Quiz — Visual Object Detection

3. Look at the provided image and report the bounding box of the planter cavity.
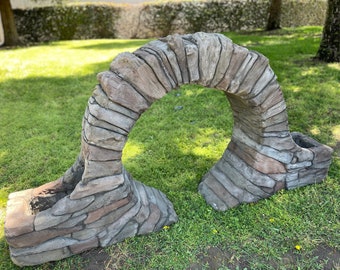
[5,33,333,266]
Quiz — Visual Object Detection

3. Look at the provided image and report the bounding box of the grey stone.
[97,72,150,114]
[56,214,87,228]
[145,40,182,86]
[139,47,178,88]
[192,32,222,86]
[216,43,249,90]
[229,51,259,94]
[222,148,276,188]
[198,172,234,211]
[210,34,234,88]
[86,195,138,230]
[133,48,174,91]
[85,196,131,225]
[183,38,199,83]
[84,110,128,136]
[82,143,122,162]
[7,226,82,248]
[87,102,135,133]
[10,247,71,267]
[69,237,99,254]
[165,34,190,84]
[72,227,104,241]
[52,195,95,216]
[99,198,141,246]
[237,52,269,98]
[286,161,313,170]
[34,209,71,231]
[138,203,161,234]
[82,160,122,182]
[70,174,125,199]
[92,83,140,120]
[10,237,78,257]
[110,52,168,102]
[108,221,139,245]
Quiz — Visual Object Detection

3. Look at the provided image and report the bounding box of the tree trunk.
[0,0,20,46]
[316,0,340,62]
[266,0,282,31]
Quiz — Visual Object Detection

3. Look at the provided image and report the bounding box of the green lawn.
[0,26,339,270]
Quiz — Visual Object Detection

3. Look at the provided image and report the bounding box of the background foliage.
[13,0,327,41]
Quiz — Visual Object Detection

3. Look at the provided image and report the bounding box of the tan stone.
[5,196,35,237]
[5,215,35,239]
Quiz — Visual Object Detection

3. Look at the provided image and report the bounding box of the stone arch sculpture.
[5,32,333,266]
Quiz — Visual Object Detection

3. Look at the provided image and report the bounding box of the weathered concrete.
[5,32,333,266]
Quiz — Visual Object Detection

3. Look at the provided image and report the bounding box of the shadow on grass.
[70,39,151,51]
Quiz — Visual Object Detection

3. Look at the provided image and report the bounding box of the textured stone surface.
[5,32,333,266]
[5,189,35,237]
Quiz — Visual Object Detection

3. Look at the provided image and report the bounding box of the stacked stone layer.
[5,32,333,266]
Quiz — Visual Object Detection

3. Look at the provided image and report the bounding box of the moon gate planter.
[5,33,333,266]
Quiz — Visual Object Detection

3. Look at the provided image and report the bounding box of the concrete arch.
[5,33,333,266]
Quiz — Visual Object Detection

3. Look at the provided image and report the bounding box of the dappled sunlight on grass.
[309,126,321,136]
[328,62,340,70]
[122,142,145,162]
[0,39,150,81]
[301,67,322,76]
[331,125,340,141]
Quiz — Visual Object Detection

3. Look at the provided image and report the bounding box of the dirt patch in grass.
[275,245,340,270]
[75,244,339,269]
[188,244,340,270]
[78,248,111,270]
[188,246,250,270]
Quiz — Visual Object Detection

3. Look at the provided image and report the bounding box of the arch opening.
[122,85,233,196]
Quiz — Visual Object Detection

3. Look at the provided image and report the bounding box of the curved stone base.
[5,167,177,266]
[199,131,333,211]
